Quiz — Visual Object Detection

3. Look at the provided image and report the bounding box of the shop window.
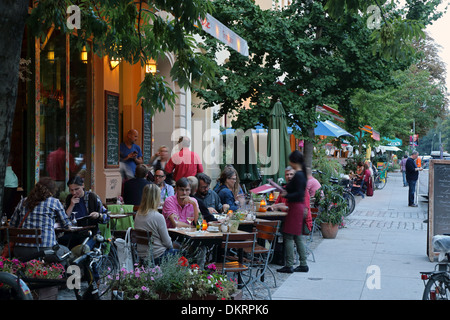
[39,32,91,195]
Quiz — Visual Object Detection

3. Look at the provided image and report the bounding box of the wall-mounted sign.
[198,14,249,57]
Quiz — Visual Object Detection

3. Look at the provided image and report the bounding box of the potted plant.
[110,254,240,300]
[313,184,347,239]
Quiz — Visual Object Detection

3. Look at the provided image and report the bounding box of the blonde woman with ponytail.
[134,184,178,264]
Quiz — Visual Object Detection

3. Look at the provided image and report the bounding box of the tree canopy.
[193,0,446,166]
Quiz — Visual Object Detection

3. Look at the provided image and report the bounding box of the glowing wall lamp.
[47,49,55,63]
[145,58,157,75]
[109,57,121,70]
[81,46,88,64]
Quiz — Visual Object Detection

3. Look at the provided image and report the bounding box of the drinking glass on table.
[71,212,78,226]
[186,216,194,227]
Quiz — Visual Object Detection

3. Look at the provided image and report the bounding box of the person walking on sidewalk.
[400,155,408,187]
[405,151,423,207]
[277,150,309,274]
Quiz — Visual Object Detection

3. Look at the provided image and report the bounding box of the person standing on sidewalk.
[277,150,309,274]
[400,155,408,187]
[405,151,423,207]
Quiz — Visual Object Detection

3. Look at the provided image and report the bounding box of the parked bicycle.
[421,235,450,300]
[374,163,388,190]
[329,177,356,216]
[312,170,355,216]
[69,231,119,300]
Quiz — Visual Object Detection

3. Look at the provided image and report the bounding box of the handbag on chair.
[115,227,135,272]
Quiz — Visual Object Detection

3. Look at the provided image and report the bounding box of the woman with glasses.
[154,169,174,204]
[215,167,240,212]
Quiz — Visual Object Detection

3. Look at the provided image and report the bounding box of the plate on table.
[207,226,219,233]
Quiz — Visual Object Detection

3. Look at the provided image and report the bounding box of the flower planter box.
[32,286,59,300]
[156,289,243,300]
[113,289,243,300]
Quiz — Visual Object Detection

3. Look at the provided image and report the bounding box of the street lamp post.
[431,133,436,155]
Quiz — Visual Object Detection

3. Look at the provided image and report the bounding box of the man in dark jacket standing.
[405,151,423,207]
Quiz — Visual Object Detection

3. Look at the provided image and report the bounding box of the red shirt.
[164,148,203,181]
[46,148,77,181]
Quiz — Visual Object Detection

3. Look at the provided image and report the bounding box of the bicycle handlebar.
[21,244,71,263]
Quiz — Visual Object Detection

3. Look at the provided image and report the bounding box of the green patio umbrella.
[229,133,260,185]
[262,100,291,184]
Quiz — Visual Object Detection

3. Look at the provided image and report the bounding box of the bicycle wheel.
[343,191,355,216]
[96,254,117,299]
[422,274,450,300]
[0,272,33,300]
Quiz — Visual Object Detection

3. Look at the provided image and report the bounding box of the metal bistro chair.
[305,207,319,263]
[245,220,280,300]
[215,232,257,299]
[3,227,42,259]
[130,228,155,267]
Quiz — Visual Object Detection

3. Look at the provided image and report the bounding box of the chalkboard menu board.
[142,109,152,164]
[105,91,120,168]
[427,160,450,261]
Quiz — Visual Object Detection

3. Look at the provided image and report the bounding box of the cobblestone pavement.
[345,209,427,231]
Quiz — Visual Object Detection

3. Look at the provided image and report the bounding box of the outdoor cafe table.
[168,228,251,287]
[255,210,287,219]
[168,228,250,260]
[107,204,135,231]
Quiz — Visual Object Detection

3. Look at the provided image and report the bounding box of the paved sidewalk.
[272,172,434,300]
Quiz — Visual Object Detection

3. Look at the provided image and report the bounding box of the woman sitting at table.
[162,177,199,228]
[215,167,240,212]
[9,177,72,261]
[135,184,177,265]
[61,176,109,249]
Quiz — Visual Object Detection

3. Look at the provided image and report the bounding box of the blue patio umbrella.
[313,120,354,137]
[287,120,353,138]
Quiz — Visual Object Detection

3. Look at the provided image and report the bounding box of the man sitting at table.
[123,164,152,205]
[195,172,224,214]
[268,166,313,232]
[267,166,295,212]
[162,177,200,228]
[61,176,109,249]
[154,168,174,204]
[187,176,218,223]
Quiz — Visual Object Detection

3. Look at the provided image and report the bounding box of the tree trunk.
[303,127,315,169]
[0,0,29,215]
